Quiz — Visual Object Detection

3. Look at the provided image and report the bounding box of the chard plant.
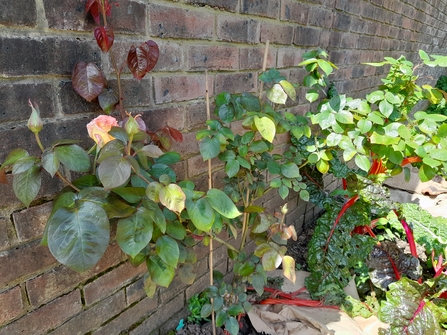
[297,49,447,333]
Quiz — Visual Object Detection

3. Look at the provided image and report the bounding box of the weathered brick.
[0,0,36,27]
[12,202,52,242]
[107,0,146,34]
[333,12,352,31]
[49,290,126,335]
[240,47,276,70]
[215,72,257,95]
[83,262,146,305]
[154,75,211,104]
[0,219,10,251]
[184,102,208,131]
[140,105,185,133]
[308,6,334,29]
[26,242,124,307]
[0,290,82,335]
[340,33,358,49]
[170,131,200,158]
[43,0,93,31]
[217,15,260,44]
[294,26,321,47]
[0,82,56,122]
[159,275,187,304]
[241,0,280,19]
[277,48,303,68]
[187,155,222,178]
[280,0,308,24]
[0,241,57,289]
[153,41,184,72]
[125,276,146,306]
[0,286,23,325]
[93,296,158,335]
[149,4,214,39]
[188,45,239,70]
[0,37,100,76]
[260,22,294,45]
[58,80,101,115]
[185,0,238,11]
[109,78,153,108]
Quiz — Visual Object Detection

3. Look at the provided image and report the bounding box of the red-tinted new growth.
[72,62,106,102]
[94,26,114,52]
[127,41,159,80]
[86,0,111,24]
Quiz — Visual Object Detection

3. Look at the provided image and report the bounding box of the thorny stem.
[56,171,81,193]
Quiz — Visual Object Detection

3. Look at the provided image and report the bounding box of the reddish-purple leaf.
[155,129,172,151]
[166,126,183,143]
[72,62,106,102]
[85,0,100,24]
[127,40,159,80]
[94,26,114,52]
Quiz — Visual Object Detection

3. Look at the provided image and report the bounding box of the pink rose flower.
[86,115,119,148]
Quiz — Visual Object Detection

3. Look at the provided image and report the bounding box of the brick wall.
[1,0,447,334]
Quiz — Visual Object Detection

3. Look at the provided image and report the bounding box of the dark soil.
[175,218,317,335]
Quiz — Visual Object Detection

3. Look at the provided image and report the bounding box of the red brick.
[280,0,308,24]
[0,218,10,251]
[294,26,321,47]
[26,243,124,307]
[107,0,146,34]
[0,290,82,335]
[58,80,101,115]
[129,294,183,335]
[154,75,212,104]
[125,276,146,306]
[217,15,260,44]
[188,45,239,70]
[140,105,185,132]
[149,4,213,39]
[50,290,126,335]
[0,286,23,325]
[240,47,277,70]
[109,78,153,108]
[0,241,57,289]
[308,6,334,29]
[12,202,52,242]
[241,0,279,18]
[185,0,238,11]
[153,41,184,72]
[184,102,208,131]
[260,22,294,45]
[215,72,257,95]
[159,274,188,304]
[0,0,36,27]
[170,131,200,158]
[340,33,358,49]
[93,296,158,335]
[187,155,222,179]
[277,48,303,68]
[42,0,93,31]
[83,262,146,305]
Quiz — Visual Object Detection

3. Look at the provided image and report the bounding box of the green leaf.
[178,263,196,285]
[199,137,220,160]
[419,50,430,61]
[1,148,29,168]
[367,111,385,125]
[155,152,181,165]
[217,103,235,123]
[316,159,330,174]
[335,110,354,124]
[225,317,239,335]
[278,185,289,199]
[385,91,402,105]
[138,144,164,158]
[187,198,215,231]
[267,83,287,104]
[13,165,41,207]
[254,116,276,143]
[366,90,384,103]
[225,159,240,178]
[98,156,132,189]
[147,256,175,287]
[156,235,179,269]
[42,149,60,177]
[357,119,372,134]
[159,184,186,213]
[279,80,296,101]
[419,164,437,182]
[429,149,447,161]
[112,187,146,203]
[249,140,269,153]
[355,154,371,172]
[47,201,110,272]
[317,59,334,75]
[300,189,310,201]
[281,162,300,178]
[116,207,154,258]
[305,89,319,103]
[206,189,241,219]
[379,99,394,118]
[54,145,90,172]
[326,133,342,146]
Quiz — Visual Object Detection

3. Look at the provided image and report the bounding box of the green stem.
[211,234,239,253]
[34,132,45,152]
[239,187,251,251]
[56,171,81,192]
